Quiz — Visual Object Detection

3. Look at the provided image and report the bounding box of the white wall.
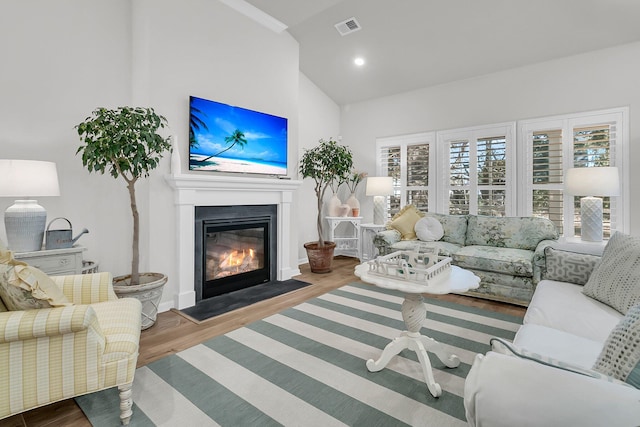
[0,0,132,272]
[1,0,309,310]
[341,41,640,234]
[296,73,341,262]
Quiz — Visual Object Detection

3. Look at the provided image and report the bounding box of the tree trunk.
[128,179,140,286]
[316,190,324,246]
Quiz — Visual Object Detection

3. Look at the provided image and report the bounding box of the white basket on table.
[366,250,452,286]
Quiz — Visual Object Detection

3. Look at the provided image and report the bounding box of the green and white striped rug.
[76,282,522,426]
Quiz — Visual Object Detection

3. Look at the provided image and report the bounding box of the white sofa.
[464,242,640,427]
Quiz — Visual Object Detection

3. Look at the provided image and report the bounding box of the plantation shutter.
[406,143,430,212]
[531,129,564,234]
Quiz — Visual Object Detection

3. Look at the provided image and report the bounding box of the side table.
[552,237,607,256]
[359,223,386,262]
[14,246,86,275]
[354,261,480,397]
[326,216,362,258]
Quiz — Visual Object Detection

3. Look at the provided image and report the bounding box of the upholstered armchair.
[0,271,142,425]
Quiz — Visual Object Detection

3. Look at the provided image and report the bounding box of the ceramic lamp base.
[373,195,386,225]
[580,196,603,242]
[4,199,47,252]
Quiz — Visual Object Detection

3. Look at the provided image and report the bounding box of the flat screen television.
[188,96,288,176]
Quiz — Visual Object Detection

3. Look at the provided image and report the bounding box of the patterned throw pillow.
[544,247,601,285]
[386,205,424,240]
[0,250,71,311]
[583,232,640,314]
[593,304,640,389]
[414,216,444,242]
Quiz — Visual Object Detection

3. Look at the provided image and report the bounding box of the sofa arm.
[532,239,557,283]
[464,352,640,427]
[0,305,102,343]
[52,272,118,304]
[373,229,401,256]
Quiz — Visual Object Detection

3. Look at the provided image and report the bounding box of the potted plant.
[75,106,172,329]
[299,138,353,273]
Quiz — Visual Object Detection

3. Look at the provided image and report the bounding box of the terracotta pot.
[113,272,167,330]
[304,241,336,273]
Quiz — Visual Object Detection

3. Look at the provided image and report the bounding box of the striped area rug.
[76,282,522,426]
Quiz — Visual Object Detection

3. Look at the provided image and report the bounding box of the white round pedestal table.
[354,262,480,397]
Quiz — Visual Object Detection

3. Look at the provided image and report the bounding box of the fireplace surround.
[165,173,302,310]
[194,204,277,301]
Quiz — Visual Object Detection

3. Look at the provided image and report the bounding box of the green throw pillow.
[593,304,640,389]
[582,232,640,314]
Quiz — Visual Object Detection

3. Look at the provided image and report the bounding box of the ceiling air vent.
[334,17,361,36]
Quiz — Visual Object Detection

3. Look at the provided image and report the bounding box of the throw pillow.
[0,250,71,311]
[583,232,640,314]
[593,304,640,389]
[544,247,601,285]
[386,205,424,240]
[414,216,444,242]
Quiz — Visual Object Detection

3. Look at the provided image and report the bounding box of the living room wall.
[0,0,341,311]
[340,41,640,235]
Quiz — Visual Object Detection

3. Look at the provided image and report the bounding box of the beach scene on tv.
[189,96,288,175]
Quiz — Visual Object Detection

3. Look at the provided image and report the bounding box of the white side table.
[326,216,362,258]
[552,237,607,256]
[14,246,86,275]
[355,262,480,397]
[359,223,386,262]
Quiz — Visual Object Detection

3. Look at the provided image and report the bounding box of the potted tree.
[299,138,353,273]
[76,106,172,329]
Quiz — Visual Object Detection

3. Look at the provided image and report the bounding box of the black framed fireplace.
[194,205,277,302]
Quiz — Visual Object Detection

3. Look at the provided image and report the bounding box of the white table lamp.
[565,166,620,242]
[0,160,60,252]
[366,176,393,225]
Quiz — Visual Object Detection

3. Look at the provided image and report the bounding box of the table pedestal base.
[365,293,460,397]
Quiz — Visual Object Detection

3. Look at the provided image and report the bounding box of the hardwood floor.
[2,257,525,426]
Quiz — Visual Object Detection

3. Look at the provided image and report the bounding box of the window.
[437,123,515,216]
[519,108,628,238]
[376,132,435,219]
[375,108,628,237]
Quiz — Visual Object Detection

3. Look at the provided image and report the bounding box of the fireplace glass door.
[202,218,270,299]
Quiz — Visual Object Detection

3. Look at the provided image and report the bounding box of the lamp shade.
[0,160,60,197]
[565,167,620,197]
[365,176,393,196]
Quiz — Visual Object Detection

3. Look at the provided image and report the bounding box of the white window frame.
[376,132,436,214]
[436,122,516,216]
[518,107,629,236]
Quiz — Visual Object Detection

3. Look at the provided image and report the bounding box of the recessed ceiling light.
[354,57,365,67]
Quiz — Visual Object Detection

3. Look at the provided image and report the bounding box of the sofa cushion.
[513,324,604,369]
[544,247,600,285]
[453,245,534,276]
[593,304,640,388]
[465,215,558,250]
[414,216,444,242]
[390,240,462,257]
[386,204,424,240]
[525,280,622,342]
[423,212,467,245]
[0,250,71,311]
[493,335,614,379]
[583,232,640,315]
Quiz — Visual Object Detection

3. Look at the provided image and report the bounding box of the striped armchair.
[0,272,142,425]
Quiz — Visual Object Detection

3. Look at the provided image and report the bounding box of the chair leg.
[118,382,133,425]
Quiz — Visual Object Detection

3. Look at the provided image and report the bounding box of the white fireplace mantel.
[165,173,302,309]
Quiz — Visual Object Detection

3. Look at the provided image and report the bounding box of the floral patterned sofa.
[373,208,559,306]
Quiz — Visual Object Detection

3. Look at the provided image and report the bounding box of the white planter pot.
[113,272,167,330]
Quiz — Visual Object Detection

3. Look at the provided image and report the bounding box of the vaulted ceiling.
[245,0,640,105]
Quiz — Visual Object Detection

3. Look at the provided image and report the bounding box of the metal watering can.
[45,217,89,250]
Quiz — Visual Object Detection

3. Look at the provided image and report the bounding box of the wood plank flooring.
[1,257,525,427]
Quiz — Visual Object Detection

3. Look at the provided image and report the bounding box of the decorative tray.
[366,250,452,286]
